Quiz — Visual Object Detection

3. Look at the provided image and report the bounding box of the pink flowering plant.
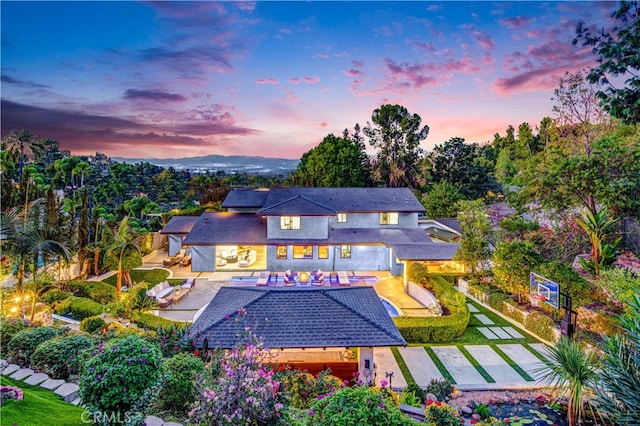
[424,399,464,426]
[189,313,286,425]
[0,386,24,404]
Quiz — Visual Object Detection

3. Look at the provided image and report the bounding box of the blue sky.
[1,1,616,159]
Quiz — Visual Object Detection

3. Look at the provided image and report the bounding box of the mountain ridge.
[112,154,299,174]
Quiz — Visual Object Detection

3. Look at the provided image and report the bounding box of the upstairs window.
[380,212,399,225]
[280,216,301,230]
[337,213,347,223]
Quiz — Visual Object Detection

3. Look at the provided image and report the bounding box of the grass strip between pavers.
[523,343,555,367]
[457,345,496,383]
[491,344,535,382]
[424,346,456,384]
[390,346,416,387]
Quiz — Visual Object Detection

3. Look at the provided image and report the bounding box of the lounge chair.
[256,271,269,286]
[312,270,324,285]
[180,254,192,266]
[283,270,295,286]
[337,271,350,286]
[175,249,186,261]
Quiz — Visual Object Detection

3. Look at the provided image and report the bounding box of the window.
[276,246,287,259]
[340,245,351,258]
[280,216,300,230]
[293,245,313,259]
[380,212,399,225]
[318,246,329,259]
[337,213,347,223]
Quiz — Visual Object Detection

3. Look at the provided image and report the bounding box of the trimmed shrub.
[133,312,178,331]
[65,280,116,304]
[308,384,419,425]
[524,311,555,341]
[79,334,163,424]
[42,289,73,305]
[69,297,104,320]
[502,299,525,324]
[125,282,155,312]
[30,334,96,380]
[157,353,205,417]
[395,269,470,343]
[80,315,106,334]
[276,369,343,409]
[0,317,30,349]
[53,296,74,315]
[7,326,66,366]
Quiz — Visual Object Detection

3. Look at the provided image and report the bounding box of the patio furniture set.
[146,278,196,309]
[163,249,191,267]
[255,270,352,287]
[217,248,257,267]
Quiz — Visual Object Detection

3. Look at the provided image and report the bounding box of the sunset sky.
[1,1,616,160]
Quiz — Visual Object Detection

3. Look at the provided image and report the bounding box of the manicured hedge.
[7,327,67,366]
[133,312,179,331]
[69,297,104,321]
[65,280,116,304]
[30,334,97,380]
[394,264,470,343]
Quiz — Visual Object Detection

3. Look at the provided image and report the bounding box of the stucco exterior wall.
[265,244,392,272]
[168,234,183,256]
[330,212,418,229]
[266,216,329,239]
[191,245,215,272]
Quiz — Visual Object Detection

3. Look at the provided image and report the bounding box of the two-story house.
[161,187,463,276]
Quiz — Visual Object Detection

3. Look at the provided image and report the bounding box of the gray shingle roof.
[160,216,199,234]
[432,218,461,234]
[222,188,270,209]
[188,286,406,349]
[258,195,336,215]
[182,213,267,245]
[391,242,461,260]
[254,187,425,214]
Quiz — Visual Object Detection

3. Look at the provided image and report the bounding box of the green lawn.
[0,376,86,426]
[102,268,181,286]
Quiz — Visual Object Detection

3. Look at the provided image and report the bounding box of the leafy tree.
[594,291,640,424]
[574,0,640,123]
[492,241,544,303]
[1,129,41,179]
[426,137,500,199]
[364,104,428,189]
[289,133,370,187]
[540,338,599,426]
[455,200,493,280]
[421,181,465,218]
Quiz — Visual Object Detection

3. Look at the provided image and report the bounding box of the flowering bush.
[30,334,97,380]
[0,386,24,404]
[276,369,343,409]
[425,377,453,401]
[189,325,285,425]
[78,334,163,425]
[424,399,463,426]
[155,323,191,357]
[308,383,419,425]
[156,353,205,418]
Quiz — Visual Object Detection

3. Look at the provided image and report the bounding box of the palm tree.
[104,217,142,301]
[594,292,640,425]
[1,129,41,180]
[539,337,599,426]
[575,207,618,275]
[1,206,70,292]
[24,273,55,322]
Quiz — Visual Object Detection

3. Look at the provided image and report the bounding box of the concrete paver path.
[478,327,499,340]
[465,345,527,384]
[474,314,495,325]
[431,346,487,385]
[529,343,553,362]
[398,346,443,387]
[373,347,407,389]
[502,326,525,339]
[498,344,548,381]
[490,327,512,339]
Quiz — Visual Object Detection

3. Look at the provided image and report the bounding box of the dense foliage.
[30,334,96,380]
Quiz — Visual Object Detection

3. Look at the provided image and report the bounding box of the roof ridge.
[258,194,336,214]
[322,288,404,344]
[196,287,270,334]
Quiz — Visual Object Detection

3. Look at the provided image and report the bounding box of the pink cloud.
[473,30,495,50]
[343,69,364,77]
[256,78,278,85]
[303,76,320,84]
[289,77,300,84]
[500,16,532,29]
[316,53,329,59]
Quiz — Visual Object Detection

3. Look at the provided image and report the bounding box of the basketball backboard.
[530,272,560,309]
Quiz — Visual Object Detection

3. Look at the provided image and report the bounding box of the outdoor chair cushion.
[146,288,157,298]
